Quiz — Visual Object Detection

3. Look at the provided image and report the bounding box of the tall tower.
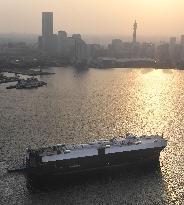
[42,12,53,37]
[133,20,137,43]
[41,12,55,54]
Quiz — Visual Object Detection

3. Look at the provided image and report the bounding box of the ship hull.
[26,146,164,178]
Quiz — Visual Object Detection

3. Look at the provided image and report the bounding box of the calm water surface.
[0,67,183,205]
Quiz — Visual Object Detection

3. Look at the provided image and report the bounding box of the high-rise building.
[170,37,176,46]
[40,12,57,54]
[108,39,124,58]
[181,35,184,46]
[72,34,82,40]
[169,37,177,63]
[157,43,170,64]
[42,12,53,37]
[180,35,184,62]
[58,31,67,39]
[140,43,155,59]
[73,35,88,63]
[58,31,68,56]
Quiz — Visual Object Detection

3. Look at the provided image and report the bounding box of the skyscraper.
[42,12,53,37]
[40,12,57,54]
[133,20,137,43]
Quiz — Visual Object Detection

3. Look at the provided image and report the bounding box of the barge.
[9,134,167,177]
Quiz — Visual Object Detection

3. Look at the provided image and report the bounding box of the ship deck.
[41,135,167,163]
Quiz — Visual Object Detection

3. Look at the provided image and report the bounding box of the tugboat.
[8,134,167,177]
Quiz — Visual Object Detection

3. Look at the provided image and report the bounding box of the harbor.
[0,67,51,89]
[0,67,183,204]
[1,0,184,204]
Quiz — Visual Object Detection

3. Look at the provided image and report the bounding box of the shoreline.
[1,64,184,78]
[0,67,55,76]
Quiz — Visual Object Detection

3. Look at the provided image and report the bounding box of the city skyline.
[1,0,184,37]
[1,11,184,69]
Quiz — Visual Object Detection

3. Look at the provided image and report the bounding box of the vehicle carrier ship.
[11,133,167,177]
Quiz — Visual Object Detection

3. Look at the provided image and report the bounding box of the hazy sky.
[1,0,184,38]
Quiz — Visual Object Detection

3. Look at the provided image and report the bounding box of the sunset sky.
[0,0,184,38]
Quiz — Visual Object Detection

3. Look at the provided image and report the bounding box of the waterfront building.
[180,35,184,63]
[121,42,132,58]
[108,39,124,58]
[169,37,177,64]
[140,43,155,59]
[73,35,88,63]
[131,42,140,58]
[157,43,171,65]
[58,36,75,60]
[181,35,184,46]
[57,32,88,63]
[169,37,176,52]
[38,36,43,50]
[57,31,68,57]
[87,44,102,59]
[175,44,182,65]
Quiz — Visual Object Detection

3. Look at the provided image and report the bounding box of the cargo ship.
[9,134,167,177]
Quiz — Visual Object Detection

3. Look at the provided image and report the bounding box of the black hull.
[26,159,161,190]
[26,147,164,178]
